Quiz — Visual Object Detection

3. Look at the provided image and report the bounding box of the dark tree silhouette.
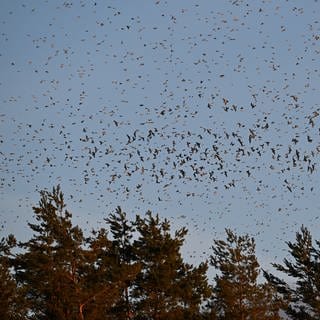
[264,226,320,320]
[132,211,211,319]
[0,234,26,320]
[106,206,141,319]
[207,229,284,320]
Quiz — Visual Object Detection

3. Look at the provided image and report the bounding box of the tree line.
[1,186,320,320]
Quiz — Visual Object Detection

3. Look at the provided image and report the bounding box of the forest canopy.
[1,186,320,320]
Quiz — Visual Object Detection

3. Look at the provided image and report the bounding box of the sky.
[0,0,319,273]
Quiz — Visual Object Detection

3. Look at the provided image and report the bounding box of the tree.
[13,186,122,320]
[208,229,283,320]
[264,226,320,320]
[84,225,134,320]
[105,206,141,319]
[0,234,26,320]
[132,211,211,320]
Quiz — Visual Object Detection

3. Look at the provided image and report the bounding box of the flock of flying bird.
[0,0,319,263]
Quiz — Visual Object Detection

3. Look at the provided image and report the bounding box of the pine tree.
[105,206,141,319]
[264,226,320,320]
[208,229,283,320]
[0,234,26,320]
[132,211,210,320]
[84,226,131,320]
[13,186,122,320]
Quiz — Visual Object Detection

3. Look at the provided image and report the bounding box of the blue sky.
[1,0,319,272]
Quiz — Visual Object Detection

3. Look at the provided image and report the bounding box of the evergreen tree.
[105,206,141,319]
[132,211,210,320]
[85,226,132,320]
[264,226,320,320]
[0,234,26,320]
[13,186,122,320]
[208,229,283,320]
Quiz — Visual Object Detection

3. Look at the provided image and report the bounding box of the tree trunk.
[79,303,85,320]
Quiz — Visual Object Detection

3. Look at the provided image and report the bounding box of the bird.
[0,0,319,272]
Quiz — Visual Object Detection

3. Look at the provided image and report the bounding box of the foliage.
[106,206,141,319]
[2,186,319,319]
[264,226,320,320]
[132,211,211,319]
[0,234,26,320]
[13,186,122,320]
[207,229,284,320]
